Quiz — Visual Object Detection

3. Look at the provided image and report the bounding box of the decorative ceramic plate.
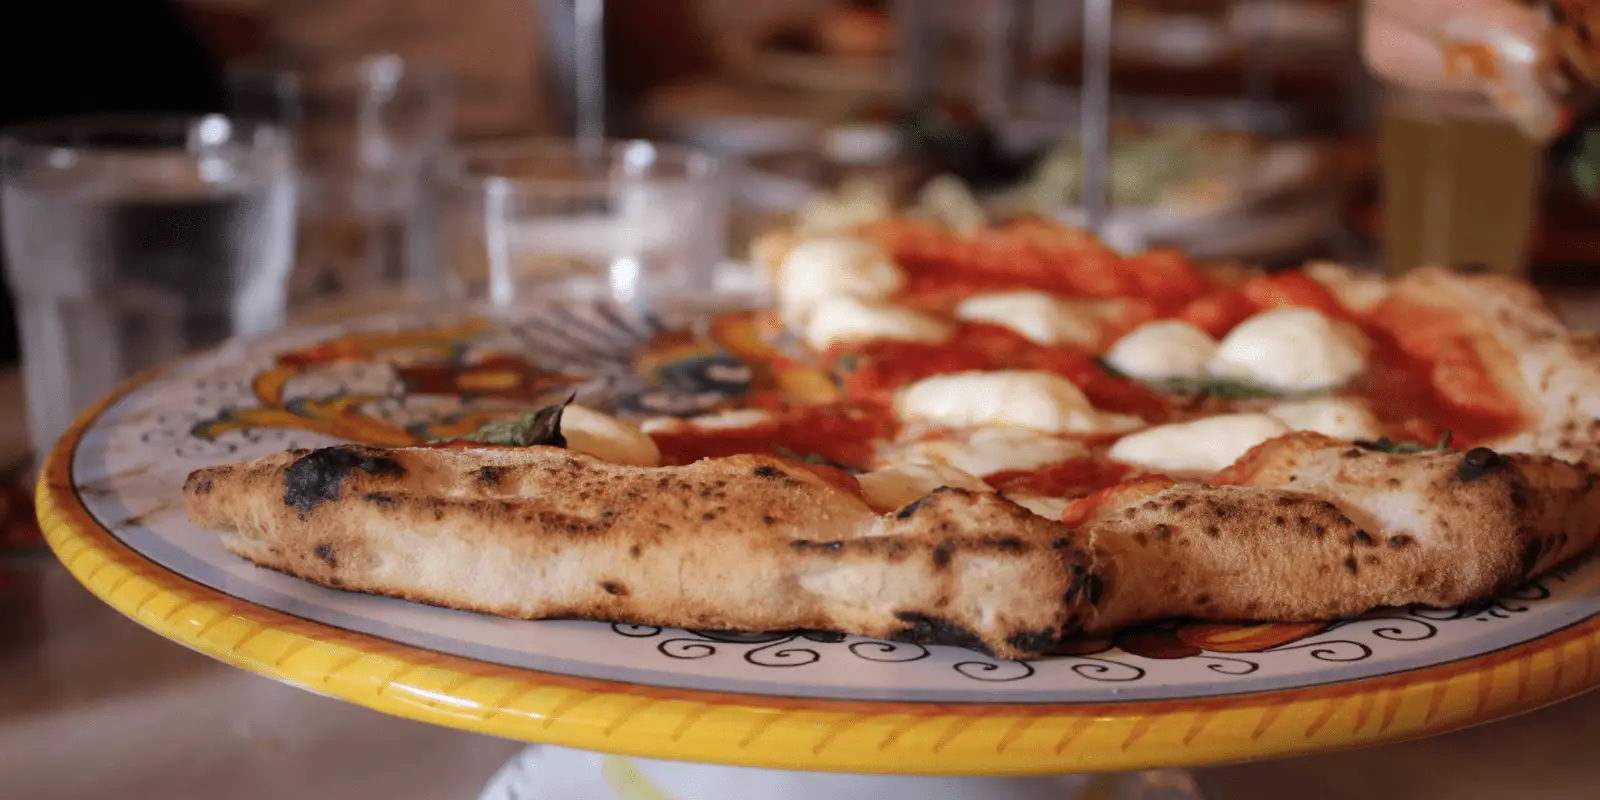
[38,300,1600,775]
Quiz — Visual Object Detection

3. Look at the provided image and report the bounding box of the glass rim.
[0,113,289,153]
[437,138,725,194]
[227,52,453,97]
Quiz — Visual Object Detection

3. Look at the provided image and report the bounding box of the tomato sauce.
[648,401,895,471]
[986,459,1131,499]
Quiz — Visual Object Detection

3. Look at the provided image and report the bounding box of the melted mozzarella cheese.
[638,408,773,435]
[1266,397,1384,440]
[1103,321,1217,381]
[804,296,954,352]
[900,427,1091,477]
[856,460,992,513]
[776,236,904,325]
[1207,308,1367,392]
[561,405,663,467]
[1107,413,1289,476]
[894,370,1138,434]
[1007,495,1071,520]
[953,291,1104,347]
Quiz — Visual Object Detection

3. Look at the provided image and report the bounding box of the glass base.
[477,745,1208,800]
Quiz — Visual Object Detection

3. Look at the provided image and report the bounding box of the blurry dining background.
[6,1,1600,795]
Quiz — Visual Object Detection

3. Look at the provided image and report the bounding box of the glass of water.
[434,139,730,308]
[0,114,295,460]
[227,55,453,305]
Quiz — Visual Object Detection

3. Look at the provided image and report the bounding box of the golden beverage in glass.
[1379,89,1543,276]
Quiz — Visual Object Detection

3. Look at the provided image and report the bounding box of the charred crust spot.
[1132,531,1148,547]
[1084,574,1104,606]
[1272,515,1286,527]
[1522,537,1545,572]
[1457,448,1504,482]
[752,465,783,479]
[1208,502,1235,518]
[1141,500,1159,511]
[601,581,628,596]
[1508,482,1529,509]
[1194,593,1211,607]
[1352,529,1375,546]
[891,612,986,652]
[1064,564,1087,603]
[1342,448,1365,459]
[1385,477,1402,488]
[1388,534,1415,549]
[1317,500,1340,514]
[791,540,845,553]
[1169,498,1190,511]
[1153,524,1172,540]
[1007,629,1061,657]
[1343,556,1359,574]
[762,514,776,526]
[983,536,1025,552]
[283,447,404,512]
[1204,524,1220,537]
[475,466,504,486]
[1311,524,1326,538]
[895,496,927,520]
[701,512,716,522]
[188,476,214,495]
[931,542,954,569]
[313,543,336,566]
[628,545,642,558]
[1275,496,1299,507]
[657,477,670,489]
[1052,537,1071,549]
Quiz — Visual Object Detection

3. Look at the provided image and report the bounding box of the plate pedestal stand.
[477,745,1207,800]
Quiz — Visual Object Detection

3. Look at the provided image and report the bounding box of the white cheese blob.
[1267,397,1384,440]
[804,296,954,352]
[638,408,773,435]
[894,370,1138,434]
[953,291,1105,347]
[776,236,904,325]
[1107,413,1290,476]
[1104,320,1218,381]
[856,460,993,513]
[1207,307,1367,392]
[1007,495,1071,520]
[900,427,1092,477]
[561,405,663,467]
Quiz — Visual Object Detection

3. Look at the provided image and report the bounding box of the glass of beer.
[1379,87,1544,276]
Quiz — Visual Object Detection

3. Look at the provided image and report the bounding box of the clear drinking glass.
[0,114,295,460]
[434,139,730,308]
[227,55,453,304]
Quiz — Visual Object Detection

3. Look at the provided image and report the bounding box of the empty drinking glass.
[434,139,730,308]
[228,55,453,304]
[1,114,296,460]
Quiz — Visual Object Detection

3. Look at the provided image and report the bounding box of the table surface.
[7,292,1600,799]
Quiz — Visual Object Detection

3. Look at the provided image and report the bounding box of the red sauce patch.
[649,402,894,471]
[986,459,1130,499]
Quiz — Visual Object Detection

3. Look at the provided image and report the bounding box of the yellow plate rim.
[36,365,1600,775]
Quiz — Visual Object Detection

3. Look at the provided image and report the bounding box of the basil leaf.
[834,352,860,374]
[1352,431,1455,454]
[1093,357,1290,400]
[438,393,575,447]
[772,446,863,475]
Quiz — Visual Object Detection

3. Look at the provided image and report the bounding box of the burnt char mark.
[364,492,398,507]
[790,540,845,554]
[1352,529,1375,546]
[931,542,954,569]
[283,447,404,512]
[1522,537,1545,573]
[895,495,928,520]
[313,543,336,567]
[752,465,783,479]
[891,611,988,653]
[1343,556,1359,574]
[475,466,505,487]
[1388,534,1415,549]
[187,475,214,495]
[1457,448,1505,482]
[1007,628,1063,657]
[601,581,629,596]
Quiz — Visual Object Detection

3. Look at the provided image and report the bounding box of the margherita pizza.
[184,217,1600,660]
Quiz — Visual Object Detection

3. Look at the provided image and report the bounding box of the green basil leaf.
[1093,356,1291,400]
[1352,430,1455,454]
[437,393,575,447]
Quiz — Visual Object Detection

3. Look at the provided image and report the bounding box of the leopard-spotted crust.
[184,445,1094,661]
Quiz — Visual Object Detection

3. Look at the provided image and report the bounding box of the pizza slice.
[185,219,1600,660]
